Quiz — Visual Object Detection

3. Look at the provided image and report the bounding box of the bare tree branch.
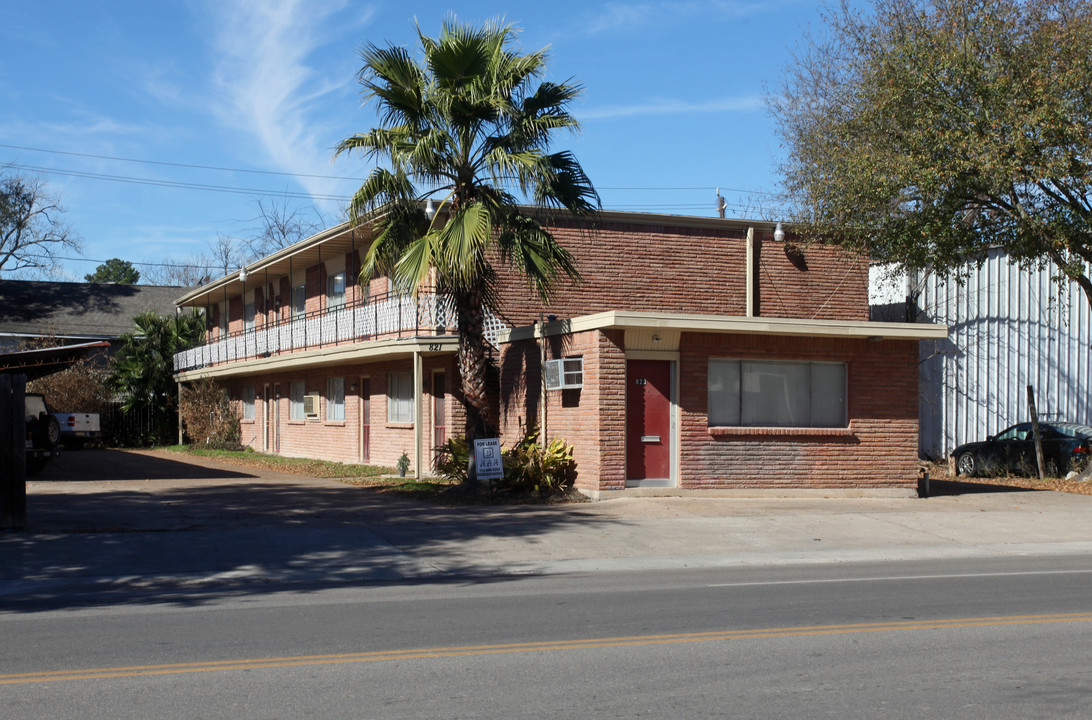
[0,173,82,276]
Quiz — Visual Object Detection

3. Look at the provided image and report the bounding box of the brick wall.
[498,329,624,493]
[680,333,919,489]
[490,218,868,326]
[228,354,460,472]
[754,229,868,321]
[500,329,920,492]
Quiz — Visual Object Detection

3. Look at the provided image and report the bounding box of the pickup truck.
[52,411,101,449]
[25,393,61,475]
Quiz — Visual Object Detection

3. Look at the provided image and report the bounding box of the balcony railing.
[174,290,507,373]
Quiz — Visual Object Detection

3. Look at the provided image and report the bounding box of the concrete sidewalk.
[4,449,1092,605]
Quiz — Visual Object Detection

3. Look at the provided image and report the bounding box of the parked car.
[951,422,1092,478]
[24,393,61,475]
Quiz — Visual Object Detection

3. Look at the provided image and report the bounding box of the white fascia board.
[499,311,947,344]
[174,335,458,383]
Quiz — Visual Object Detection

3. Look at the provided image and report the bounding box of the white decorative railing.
[174,291,504,373]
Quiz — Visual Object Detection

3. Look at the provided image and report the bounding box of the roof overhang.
[174,220,375,308]
[499,311,948,343]
[175,335,458,383]
[0,340,111,380]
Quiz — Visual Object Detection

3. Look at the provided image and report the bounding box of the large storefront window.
[708,359,847,428]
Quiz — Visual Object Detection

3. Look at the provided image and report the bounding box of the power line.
[5,162,351,203]
[0,143,366,182]
[2,142,780,197]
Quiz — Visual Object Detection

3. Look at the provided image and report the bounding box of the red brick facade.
[176,211,931,496]
[492,217,868,325]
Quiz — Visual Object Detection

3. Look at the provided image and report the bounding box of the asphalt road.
[4,555,1092,719]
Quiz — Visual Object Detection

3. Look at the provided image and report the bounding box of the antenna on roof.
[715,188,727,219]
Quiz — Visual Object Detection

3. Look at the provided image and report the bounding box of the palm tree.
[335,17,599,442]
[110,310,205,444]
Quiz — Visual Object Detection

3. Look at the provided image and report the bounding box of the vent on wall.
[544,358,584,390]
[303,394,320,419]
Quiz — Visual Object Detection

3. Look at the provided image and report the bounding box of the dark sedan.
[952,422,1092,478]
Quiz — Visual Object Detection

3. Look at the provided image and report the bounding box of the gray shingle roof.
[0,280,188,339]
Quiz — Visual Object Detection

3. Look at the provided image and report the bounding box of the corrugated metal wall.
[913,249,1091,459]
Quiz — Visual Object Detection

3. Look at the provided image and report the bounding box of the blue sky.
[0,0,826,283]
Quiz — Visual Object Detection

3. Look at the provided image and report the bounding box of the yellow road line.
[4,612,1091,685]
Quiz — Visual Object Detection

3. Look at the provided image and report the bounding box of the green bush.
[499,425,576,494]
[432,436,470,483]
[432,427,576,494]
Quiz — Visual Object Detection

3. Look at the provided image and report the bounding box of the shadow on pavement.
[925,478,1037,497]
[29,448,257,482]
[2,450,622,613]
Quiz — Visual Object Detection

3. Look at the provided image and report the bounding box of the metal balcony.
[173,291,505,373]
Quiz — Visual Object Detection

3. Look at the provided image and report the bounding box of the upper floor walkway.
[173,290,507,373]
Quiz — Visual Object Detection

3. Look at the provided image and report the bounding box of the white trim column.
[413,348,423,480]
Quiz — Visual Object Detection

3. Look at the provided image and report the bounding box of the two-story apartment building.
[173,209,946,498]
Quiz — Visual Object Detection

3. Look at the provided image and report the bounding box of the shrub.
[178,379,241,450]
[432,436,470,483]
[499,425,576,494]
[432,426,576,494]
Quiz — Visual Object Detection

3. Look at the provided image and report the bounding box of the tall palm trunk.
[455,286,492,442]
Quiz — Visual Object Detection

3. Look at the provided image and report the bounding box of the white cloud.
[202,0,375,215]
[580,95,763,120]
[581,1,779,34]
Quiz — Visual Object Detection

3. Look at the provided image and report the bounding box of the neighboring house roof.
[0,281,188,340]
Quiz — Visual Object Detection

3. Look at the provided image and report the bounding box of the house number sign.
[635,378,647,386]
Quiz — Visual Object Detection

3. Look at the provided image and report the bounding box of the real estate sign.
[473,438,504,481]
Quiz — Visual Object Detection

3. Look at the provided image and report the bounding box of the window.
[387,371,414,423]
[292,284,306,318]
[327,377,345,422]
[544,357,584,390]
[327,272,346,309]
[243,386,255,420]
[219,302,228,337]
[290,381,306,420]
[708,359,846,428]
[244,301,255,331]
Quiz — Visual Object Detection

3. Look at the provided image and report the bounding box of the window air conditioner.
[303,394,320,418]
[543,358,584,390]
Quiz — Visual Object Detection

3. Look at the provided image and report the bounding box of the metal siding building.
[872,250,1091,459]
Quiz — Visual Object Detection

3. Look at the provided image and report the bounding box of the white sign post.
[472,438,504,488]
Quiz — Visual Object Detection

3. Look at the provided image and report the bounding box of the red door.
[361,378,371,464]
[626,360,672,481]
[433,372,446,454]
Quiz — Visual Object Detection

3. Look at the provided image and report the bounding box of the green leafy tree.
[85,257,140,284]
[772,0,1092,310]
[335,17,598,444]
[110,310,204,445]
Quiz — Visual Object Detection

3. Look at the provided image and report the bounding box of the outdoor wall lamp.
[239,267,248,283]
[425,198,436,220]
[773,222,786,243]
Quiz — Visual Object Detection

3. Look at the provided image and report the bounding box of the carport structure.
[0,341,109,529]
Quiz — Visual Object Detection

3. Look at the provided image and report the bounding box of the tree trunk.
[455,289,494,492]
